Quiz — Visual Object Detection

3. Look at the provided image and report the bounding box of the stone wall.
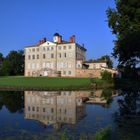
[76,69,101,78]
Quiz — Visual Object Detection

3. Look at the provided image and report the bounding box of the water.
[0,89,140,140]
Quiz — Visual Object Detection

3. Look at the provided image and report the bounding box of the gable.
[39,41,56,46]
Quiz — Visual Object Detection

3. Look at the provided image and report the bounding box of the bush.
[93,126,112,140]
[101,71,112,80]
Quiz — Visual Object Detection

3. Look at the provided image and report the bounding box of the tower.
[53,33,62,43]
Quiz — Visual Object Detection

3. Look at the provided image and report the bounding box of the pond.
[0,89,140,140]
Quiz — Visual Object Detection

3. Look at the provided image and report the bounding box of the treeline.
[0,50,24,76]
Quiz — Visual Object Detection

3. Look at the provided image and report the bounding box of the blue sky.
[0,0,116,61]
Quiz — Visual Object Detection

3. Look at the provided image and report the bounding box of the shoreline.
[0,84,114,91]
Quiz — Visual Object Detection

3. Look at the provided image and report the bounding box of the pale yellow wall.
[24,41,86,77]
[85,62,108,69]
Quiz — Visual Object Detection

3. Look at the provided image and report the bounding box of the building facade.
[84,60,108,69]
[24,33,86,77]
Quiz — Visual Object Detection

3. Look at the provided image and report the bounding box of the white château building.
[24,33,86,77]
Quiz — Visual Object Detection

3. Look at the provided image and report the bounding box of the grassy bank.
[0,76,114,91]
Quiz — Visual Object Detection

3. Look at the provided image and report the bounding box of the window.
[28,55,31,60]
[43,108,45,112]
[68,71,71,75]
[51,108,54,113]
[59,53,61,58]
[58,46,61,50]
[27,63,30,69]
[63,71,66,75]
[65,109,67,114]
[64,62,67,68]
[37,54,39,59]
[51,53,54,58]
[37,48,39,52]
[36,63,39,69]
[32,48,35,52]
[28,106,30,111]
[43,54,45,59]
[77,64,81,68]
[47,47,49,51]
[64,53,66,58]
[32,55,35,59]
[32,107,35,111]
[63,46,66,50]
[43,62,45,68]
[32,63,35,69]
[43,47,45,51]
[37,107,39,112]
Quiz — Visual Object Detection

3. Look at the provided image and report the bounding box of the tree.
[106,0,140,68]
[0,53,4,75]
[0,53,4,62]
[98,55,113,68]
[0,50,24,76]
[101,70,112,80]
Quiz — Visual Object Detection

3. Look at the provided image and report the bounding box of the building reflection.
[24,91,90,129]
[24,90,118,129]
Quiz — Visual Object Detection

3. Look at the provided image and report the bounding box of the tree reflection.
[115,90,140,139]
[0,91,24,113]
[101,88,113,105]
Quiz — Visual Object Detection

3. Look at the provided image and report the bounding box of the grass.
[0,76,115,91]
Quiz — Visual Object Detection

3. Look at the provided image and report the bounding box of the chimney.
[39,37,46,45]
[69,35,75,43]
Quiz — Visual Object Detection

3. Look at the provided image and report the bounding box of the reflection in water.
[0,91,24,113]
[24,91,89,129]
[24,90,118,129]
[0,89,130,140]
[86,89,118,107]
[114,90,140,140]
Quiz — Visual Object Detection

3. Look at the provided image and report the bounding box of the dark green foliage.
[101,89,112,100]
[93,126,112,140]
[97,55,113,68]
[106,0,140,68]
[0,91,24,113]
[0,52,4,72]
[0,50,24,76]
[101,71,112,80]
[0,53,4,63]
[115,90,140,140]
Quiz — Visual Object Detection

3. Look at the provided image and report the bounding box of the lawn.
[0,76,115,90]
[0,76,91,90]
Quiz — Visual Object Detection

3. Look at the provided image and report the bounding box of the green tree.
[0,53,4,69]
[106,0,140,68]
[101,70,112,80]
[0,59,11,76]
[98,55,113,68]
[0,53,4,62]
[0,50,24,76]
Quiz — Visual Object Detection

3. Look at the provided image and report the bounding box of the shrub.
[93,126,112,140]
[101,70,112,80]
